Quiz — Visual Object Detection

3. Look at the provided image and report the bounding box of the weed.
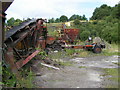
[113,62,120,66]
[101,50,119,56]
[2,66,17,87]
[58,61,73,66]
[48,67,52,70]
[102,68,118,82]
[48,51,67,60]
[65,49,75,56]
[2,65,35,88]
[19,69,34,88]
[79,51,89,57]
[102,68,119,88]
[78,66,87,68]
[38,50,47,59]
[101,44,119,56]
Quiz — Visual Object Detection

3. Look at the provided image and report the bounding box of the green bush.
[80,31,90,41]
[73,19,80,25]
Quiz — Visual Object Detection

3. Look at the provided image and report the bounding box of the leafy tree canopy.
[60,15,68,22]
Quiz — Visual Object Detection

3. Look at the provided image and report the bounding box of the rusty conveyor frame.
[3,19,43,75]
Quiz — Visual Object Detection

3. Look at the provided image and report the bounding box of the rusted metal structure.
[55,24,105,53]
[61,28,79,44]
[2,1,105,77]
[3,19,49,71]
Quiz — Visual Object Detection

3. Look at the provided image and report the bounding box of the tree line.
[6,3,119,44]
[75,3,119,44]
[48,14,87,23]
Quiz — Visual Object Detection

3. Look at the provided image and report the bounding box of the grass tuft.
[58,61,73,66]
[102,68,118,82]
[101,43,119,56]
[78,66,87,68]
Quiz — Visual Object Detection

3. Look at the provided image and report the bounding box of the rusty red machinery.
[64,28,79,43]
[52,24,105,53]
[3,18,105,75]
[2,2,105,77]
[1,1,106,88]
[3,19,48,70]
[60,28,79,44]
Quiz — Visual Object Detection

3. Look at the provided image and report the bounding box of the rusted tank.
[63,29,79,44]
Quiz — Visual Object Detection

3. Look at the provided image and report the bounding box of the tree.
[73,19,80,25]
[81,15,87,20]
[55,18,60,23]
[14,19,22,26]
[60,15,68,22]
[90,4,112,20]
[80,31,90,41]
[7,17,15,26]
[48,18,55,23]
[69,14,80,21]
[111,3,120,19]
[7,17,23,26]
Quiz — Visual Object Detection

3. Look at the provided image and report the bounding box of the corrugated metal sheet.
[5,19,36,40]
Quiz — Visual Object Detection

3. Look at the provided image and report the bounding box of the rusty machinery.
[2,5,105,76]
[3,18,48,74]
[52,24,105,53]
[3,19,105,74]
[1,2,106,88]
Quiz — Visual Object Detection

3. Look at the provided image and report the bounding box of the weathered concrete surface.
[33,55,119,88]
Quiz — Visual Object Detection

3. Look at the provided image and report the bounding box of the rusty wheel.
[93,45,102,53]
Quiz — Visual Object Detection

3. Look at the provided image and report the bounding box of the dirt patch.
[32,55,119,88]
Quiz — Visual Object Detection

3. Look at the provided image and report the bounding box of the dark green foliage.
[80,30,90,41]
[7,17,15,26]
[69,14,87,21]
[111,3,120,19]
[91,3,120,20]
[73,19,80,25]
[7,17,23,26]
[69,14,80,21]
[48,18,55,23]
[60,15,68,22]
[74,3,119,44]
[91,4,112,20]
[55,18,60,23]
[81,15,87,20]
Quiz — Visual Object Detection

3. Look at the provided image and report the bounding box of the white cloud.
[5,0,119,20]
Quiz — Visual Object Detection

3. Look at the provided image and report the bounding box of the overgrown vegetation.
[100,44,119,56]
[77,4,119,44]
[58,61,73,66]
[103,68,118,81]
[113,62,120,66]
[102,68,119,88]
[2,63,35,88]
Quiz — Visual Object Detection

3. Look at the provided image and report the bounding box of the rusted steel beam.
[85,45,93,47]
[3,47,22,85]
[16,50,40,69]
[6,31,30,47]
[13,47,23,60]
[4,48,18,74]
[71,45,84,49]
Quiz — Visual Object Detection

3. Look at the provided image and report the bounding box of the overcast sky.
[5,0,119,20]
